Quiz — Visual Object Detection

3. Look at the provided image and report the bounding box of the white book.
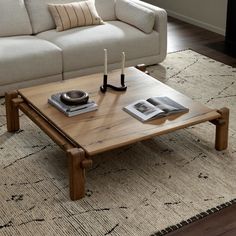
[123,96,189,122]
[50,93,95,112]
[48,93,98,117]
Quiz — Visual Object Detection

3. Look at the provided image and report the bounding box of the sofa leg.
[135,64,149,74]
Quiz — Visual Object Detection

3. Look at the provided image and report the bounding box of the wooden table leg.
[214,107,230,151]
[5,91,20,132]
[67,148,92,201]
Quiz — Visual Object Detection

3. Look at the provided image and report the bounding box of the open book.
[123,96,189,122]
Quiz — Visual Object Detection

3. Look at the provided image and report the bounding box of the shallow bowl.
[60,90,89,105]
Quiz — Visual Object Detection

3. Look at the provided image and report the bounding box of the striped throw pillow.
[48,1,103,32]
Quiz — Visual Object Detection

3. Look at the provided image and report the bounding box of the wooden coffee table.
[5,67,229,200]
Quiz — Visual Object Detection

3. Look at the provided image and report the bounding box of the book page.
[147,97,188,114]
[124,100,165,122]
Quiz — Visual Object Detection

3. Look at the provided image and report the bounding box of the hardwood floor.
[166,202,236,236]
[165,17,236,236]
[167,17,236,67]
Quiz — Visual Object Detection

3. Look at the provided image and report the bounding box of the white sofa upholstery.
[0,0,32,37]
[0,36,62,84]
[37,21,160,77]
[0,0,167,96]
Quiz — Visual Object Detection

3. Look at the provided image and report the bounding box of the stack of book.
[48,93,98,117]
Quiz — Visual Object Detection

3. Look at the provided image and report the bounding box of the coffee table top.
[18,67,221,156]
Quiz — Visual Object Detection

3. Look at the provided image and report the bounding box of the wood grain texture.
[5,91,19,132]
[215,107,230,151]
[18,102,74,151]
[67,148,86,200]
[167,16,236,67]
[18,67,221,156]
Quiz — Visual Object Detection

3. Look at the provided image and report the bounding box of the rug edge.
[150,198,236,236]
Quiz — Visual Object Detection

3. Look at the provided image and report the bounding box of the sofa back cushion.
[95,0,116,22]
[0,0,32,37]
[25,0,116,34]
[25,0,74,34]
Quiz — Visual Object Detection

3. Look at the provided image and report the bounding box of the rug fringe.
[151,198,236,236]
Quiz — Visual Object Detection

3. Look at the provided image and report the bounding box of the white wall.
[144,0,228,35]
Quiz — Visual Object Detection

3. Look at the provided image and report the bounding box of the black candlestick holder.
[100,74,127,93]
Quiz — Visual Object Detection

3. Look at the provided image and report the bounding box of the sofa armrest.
[130,0,167,32]
[130,0,167,61]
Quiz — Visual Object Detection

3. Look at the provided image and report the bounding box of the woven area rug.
[1,50,236,236]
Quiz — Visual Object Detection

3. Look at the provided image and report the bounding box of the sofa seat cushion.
[0,36,62,86]
[37,21,159,72]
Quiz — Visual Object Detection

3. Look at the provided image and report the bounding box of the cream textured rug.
[1,50,236,236]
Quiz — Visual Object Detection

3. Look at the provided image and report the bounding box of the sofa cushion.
[48,1,103,32]
[37,21,159,72]
[0,0,32,37]
[25,0,75,34]
[95,0,116,21]
[25,0,116,34]
[115,0,155,34]
[0,36,62,85]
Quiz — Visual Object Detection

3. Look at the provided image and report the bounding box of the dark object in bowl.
[60,90,89,105]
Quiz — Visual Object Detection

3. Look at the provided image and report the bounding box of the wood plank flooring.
[167,17,236,67]
[166,203,236,236]
[165,16,236,236]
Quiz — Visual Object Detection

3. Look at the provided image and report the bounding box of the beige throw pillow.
[48,1,103,31]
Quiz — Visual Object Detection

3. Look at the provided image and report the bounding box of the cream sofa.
[0,0,167,96]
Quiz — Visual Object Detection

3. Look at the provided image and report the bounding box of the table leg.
[214,107,230,151]
[5,91,20,132]
[67,148,92,200]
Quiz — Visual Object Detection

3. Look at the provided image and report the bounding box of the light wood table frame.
[5,91,92,200]
[5,68,229,201]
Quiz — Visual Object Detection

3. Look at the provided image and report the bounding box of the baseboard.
[166,9,225,36]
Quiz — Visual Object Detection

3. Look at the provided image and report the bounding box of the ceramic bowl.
[60,90,89,105]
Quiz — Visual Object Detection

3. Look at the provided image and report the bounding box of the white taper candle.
[104,49,107,75]
[121,52,125,74]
